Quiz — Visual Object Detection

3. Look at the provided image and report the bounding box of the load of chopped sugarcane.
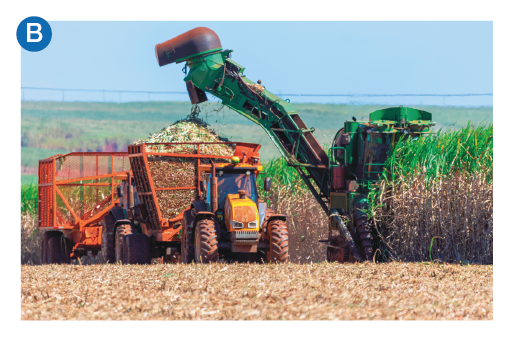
[134,105,234,220]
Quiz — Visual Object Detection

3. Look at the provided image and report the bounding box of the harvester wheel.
[115,224,133,264]
[268,220,289,263]
[124,233,151,265]
[101,214,116,263]
[326,235,349,263]
[181,210,195,264]
[356,218,374,261]
[47,235,70,264]
[194,219,219,263]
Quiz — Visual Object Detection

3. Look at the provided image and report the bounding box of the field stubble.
[21,262,492,320]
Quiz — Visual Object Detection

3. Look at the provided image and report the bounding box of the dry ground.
[21,262,492,320]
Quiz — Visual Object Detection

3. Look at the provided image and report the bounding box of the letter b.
[27,23,42,43]
[17,16,52,52]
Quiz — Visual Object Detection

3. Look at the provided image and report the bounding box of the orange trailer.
[38,152,130,263]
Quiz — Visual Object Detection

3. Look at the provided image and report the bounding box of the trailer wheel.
[46,235,70,264]
[181,210,194,264]
[194,219,219,263]
[268,220,289,263]
[115,224,132,264]
[124,233,151,265]
[40,233,51,265]
[101,214,116,263]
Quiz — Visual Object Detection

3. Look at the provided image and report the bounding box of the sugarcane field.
[17,20,496,326]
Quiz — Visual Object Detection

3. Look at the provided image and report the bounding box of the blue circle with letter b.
[17,16,52,52]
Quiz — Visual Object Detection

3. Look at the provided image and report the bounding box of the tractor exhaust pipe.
[211,161,218,213]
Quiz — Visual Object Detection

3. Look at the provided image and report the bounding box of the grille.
[234,230,259,240]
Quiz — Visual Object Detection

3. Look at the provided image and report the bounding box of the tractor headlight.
[248,220,259,229]
[232,221,244,229]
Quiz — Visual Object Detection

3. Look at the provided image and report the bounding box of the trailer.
[38,152,130,263]
[38,141,283,264]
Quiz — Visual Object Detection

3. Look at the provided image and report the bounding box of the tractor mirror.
[264,177,271,192]
[200,180,206,192]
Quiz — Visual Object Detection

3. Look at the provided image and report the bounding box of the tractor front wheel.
[267,220,289,263]
[194,219,219,263]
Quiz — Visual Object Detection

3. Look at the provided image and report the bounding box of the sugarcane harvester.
[155,27,435,262]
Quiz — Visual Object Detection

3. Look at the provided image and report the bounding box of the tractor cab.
[207,167,258,206]
[203,158,262,233]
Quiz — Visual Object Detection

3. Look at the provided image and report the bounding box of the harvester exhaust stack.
[155,27,222,66]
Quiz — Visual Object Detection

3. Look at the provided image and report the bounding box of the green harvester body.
[156,27,435,262]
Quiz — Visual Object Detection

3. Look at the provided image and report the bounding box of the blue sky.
[21,21,492,105]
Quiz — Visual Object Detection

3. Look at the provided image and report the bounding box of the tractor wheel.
[268,220,289,263]
[181,210,195,264]
[115,224,133,264]
[101,214,116,263]
[124,233,151,265]
[47,235,70,264]
[194,218,219,263]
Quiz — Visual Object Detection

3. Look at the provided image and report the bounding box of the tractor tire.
[181,210,195,264]
[194,219,219,263]
[115,224,133,264]
[47,235,70,264]
[101,214,116,264]
[268,220,289,263]
[124,233,151,265]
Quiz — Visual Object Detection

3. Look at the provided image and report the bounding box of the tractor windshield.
[217,170,257,206]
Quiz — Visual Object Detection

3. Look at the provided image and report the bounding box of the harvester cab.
[182,153,290,263]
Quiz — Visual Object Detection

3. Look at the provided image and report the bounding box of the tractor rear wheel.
[124,233,151,264]
[267,220,289,263]
[181,210,195,264]
[194,218,219,263]
[101,214,116,263]
[115,224,133,264]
